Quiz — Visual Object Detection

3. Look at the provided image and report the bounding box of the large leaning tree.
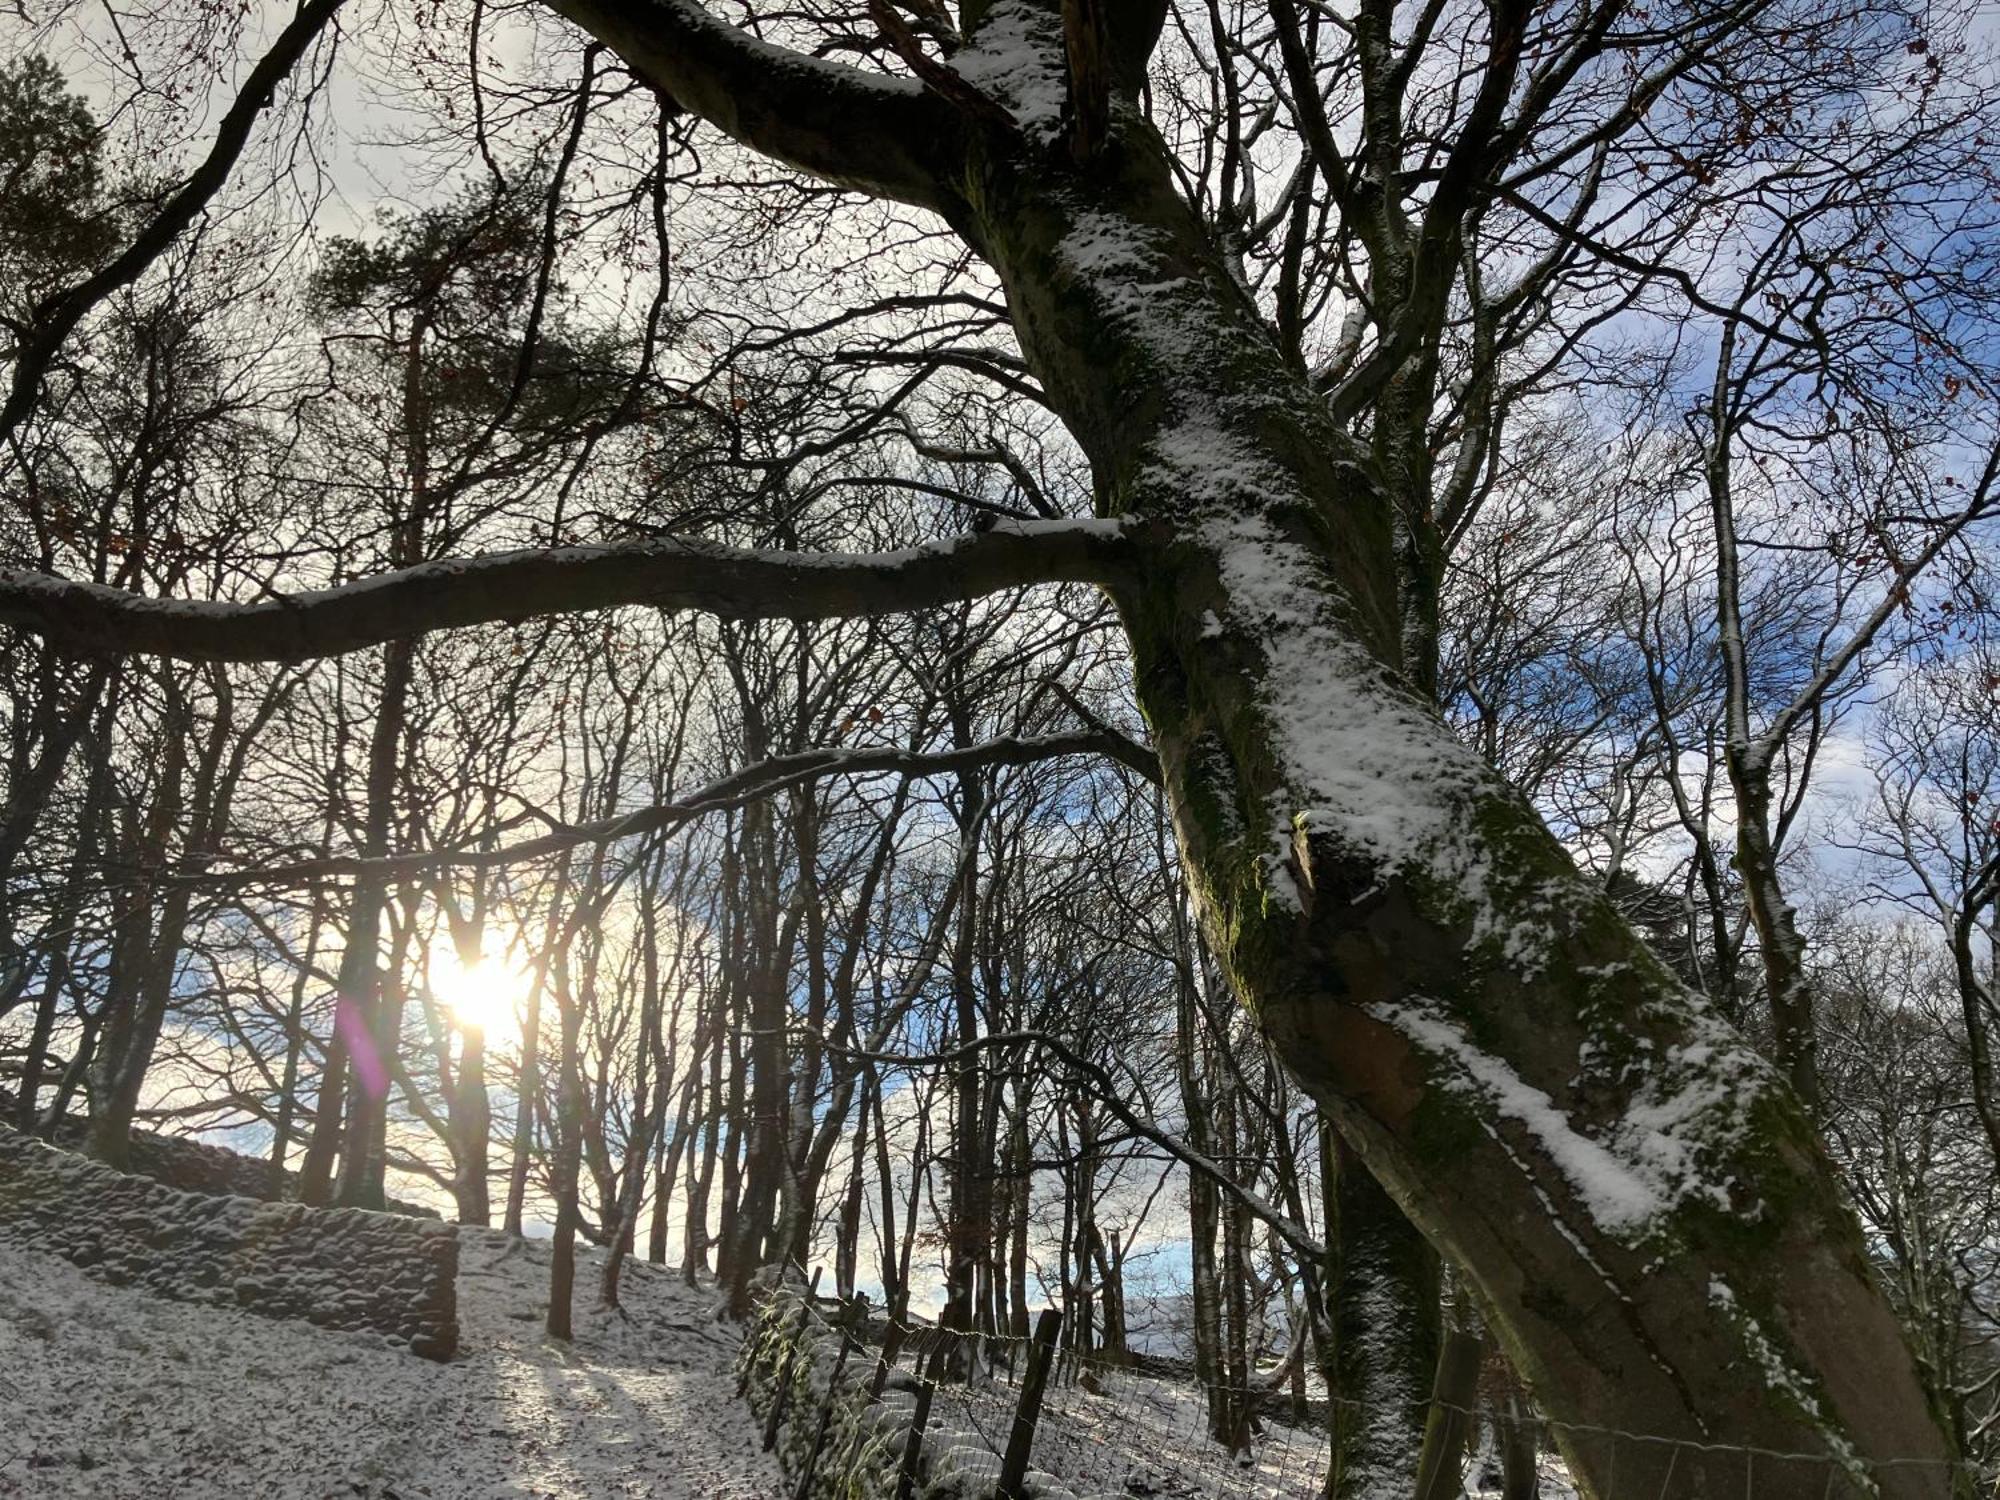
[1,0,1991,1493]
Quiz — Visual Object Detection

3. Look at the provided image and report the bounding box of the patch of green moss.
[1405,1068,1487,1168]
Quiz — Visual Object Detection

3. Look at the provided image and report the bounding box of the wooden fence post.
[1412,1330,1484,1500]
[894,1378,936,1500]
[762,1267,825,1452]
[1496,1385,1540,1500]
[999,1308,1064,1500]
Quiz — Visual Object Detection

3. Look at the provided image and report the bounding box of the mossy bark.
[942,65,1961,1499]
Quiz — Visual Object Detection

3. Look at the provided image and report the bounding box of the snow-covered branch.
[0,521,1137,664]
[543,0,967,211]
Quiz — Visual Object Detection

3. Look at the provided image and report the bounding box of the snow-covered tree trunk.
[927,40,1958,1494]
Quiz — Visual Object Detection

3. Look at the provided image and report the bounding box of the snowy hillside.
[0,1231,785,1499]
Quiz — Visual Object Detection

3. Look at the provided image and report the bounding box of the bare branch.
[0,0,349,445]
[837,1026,1325,1259]
[201,731,1143,885]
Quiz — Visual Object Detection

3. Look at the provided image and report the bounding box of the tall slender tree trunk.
[1704,361,1821,1111]
[600,1070,667,1309]
[834,1087,868,1301]
[1094,1229,1128,1365]
[724,889,785,1318]
[871,1065,905,1318]
[716,1019,748,1281]
[330,633,416,1211]
[1327,1133,1439,1498]
[1218,1084,1252,1454]
[651,1059,699,1264]
[15,700,114,1133]
[269,866,331,1197]
[601,886,674,1308]
[0,659,111,1012]
[1730,768,1819,1109]
[504,876,565,1237]
[1007,1096,1031,1340]
[940,749,988,1357]
[452,1023,492,1225]
[1950,864,2000,1175]
[297,1021,350,1205]
[502,979,543,1237]
[683,1019,723,1283]
[1176,940,1227,1441]
[545,937,588,1340]
[87,671,201,1166]
[331,303,443,1211]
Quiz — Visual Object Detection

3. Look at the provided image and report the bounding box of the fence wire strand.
[755,1289,1992,1500]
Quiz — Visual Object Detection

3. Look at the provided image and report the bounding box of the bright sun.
[429,943,531,1043]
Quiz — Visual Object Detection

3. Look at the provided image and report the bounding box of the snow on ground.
[0,1218,1582,1500]
[0,1228,785,1500]
[907,1352,1578,1500]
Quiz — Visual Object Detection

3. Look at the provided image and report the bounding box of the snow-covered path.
[0,1228,785,1499]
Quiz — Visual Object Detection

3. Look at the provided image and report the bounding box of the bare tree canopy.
[1,0,1996,1495]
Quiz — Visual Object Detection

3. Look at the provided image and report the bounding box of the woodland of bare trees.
[0,0,1996,1495]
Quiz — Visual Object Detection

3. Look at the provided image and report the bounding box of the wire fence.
[737,1281,1993,1500]
[907,1332,1329,1500]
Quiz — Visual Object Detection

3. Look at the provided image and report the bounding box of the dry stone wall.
[0,1086,438,1214]
[738,1282,1096,1500]
[0,1126,458,1359]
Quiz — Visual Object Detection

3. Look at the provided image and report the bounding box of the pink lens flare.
[335,995,388,1099]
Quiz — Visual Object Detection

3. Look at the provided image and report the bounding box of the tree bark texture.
[918,38,1956,1494]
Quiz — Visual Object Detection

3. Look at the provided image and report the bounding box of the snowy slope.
[0,1229,785,1499]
